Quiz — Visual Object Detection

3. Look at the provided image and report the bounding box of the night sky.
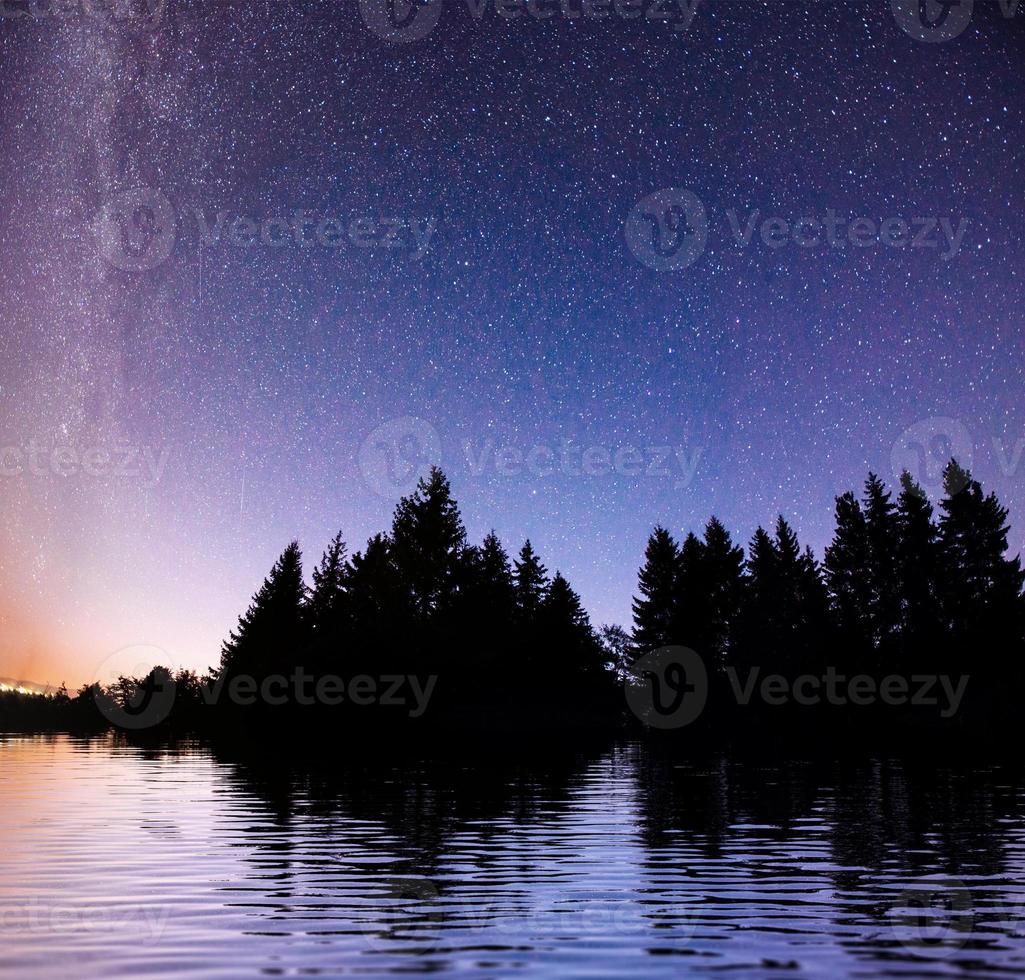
[1,0,1023,687]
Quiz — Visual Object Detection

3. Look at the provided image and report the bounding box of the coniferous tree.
[863,473,901,657]
[939,459,1025,646]
[772,517,822,673]
[390,466,467,623]
[308,532,348,669]
[455,531,518,682]
[701,516,745,671]
[895,470,942,667]
[824,492,873,665]
[514,539,549,622]
[732,526,777,674]
[670,531,710,653]
[218,541,307,686]
[346,533,407,673]
[542,571,598,674]
[474,531,517,624]
[631,525,680,652]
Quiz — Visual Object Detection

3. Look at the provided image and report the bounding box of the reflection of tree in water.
[827,758,1020,966]
[208,735,616,946]
[634,746,830,856]
[206,737,1025,970]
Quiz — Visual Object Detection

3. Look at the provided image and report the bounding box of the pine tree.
[476,530,517,621]
[218,541,307,685]
[939,459,1025,643]
[670,531,709,653]
[308,532,348,664]
[772,516,819,672]
[863,473,901,655]
[631,525,679,652]
[541,572,604,683]
[701,516,745,671]
[896,470,942,666]
[824,492,873,660]
[514,539,549,621]
[390,467,467,622]
[732,526,777,674]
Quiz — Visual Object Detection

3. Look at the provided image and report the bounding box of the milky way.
[0,0,1022,686]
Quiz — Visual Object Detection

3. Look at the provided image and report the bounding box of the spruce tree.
[773,517,818,672]
[218,541,307,685]
[390,467,467,622]
[895,470,942,666]
[824,492,873,662]
[863,473,901,655]
[541,572,605,687]
[939,459,1025,643]
[631,525,679,652]
[670,531,709,653]
[732,526,777,674]
[701,516,745,671]
[308,532,348,666]
[476,531,517,621]
[514,539,549,621]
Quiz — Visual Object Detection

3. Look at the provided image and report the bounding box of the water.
[3,734,1025,978]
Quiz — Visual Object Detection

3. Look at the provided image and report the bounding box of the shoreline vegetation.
[2,460,1023,746]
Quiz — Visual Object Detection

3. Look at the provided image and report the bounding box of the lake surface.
[2,734,1025,978]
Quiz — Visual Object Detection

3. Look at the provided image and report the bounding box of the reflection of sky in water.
[2,736,1025,978]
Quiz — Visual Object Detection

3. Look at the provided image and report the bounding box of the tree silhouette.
[631,525,680,652]
[391,467,467,623]
[218,541,307,685]
[824,491,873,667]
[939,460,1025,659]
[863,473,902,660]
[514,540,549,622]
[895,470,942,669]
[670,531,709,654]
[308,531,348,671]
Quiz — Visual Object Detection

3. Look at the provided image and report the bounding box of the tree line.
[632,460,1025,724]
[3,457,1023,736]
[213,466,616,727]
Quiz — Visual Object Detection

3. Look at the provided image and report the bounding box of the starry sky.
[0,0,1023,688]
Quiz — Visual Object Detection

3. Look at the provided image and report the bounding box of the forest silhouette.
[4,458,1024,741]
